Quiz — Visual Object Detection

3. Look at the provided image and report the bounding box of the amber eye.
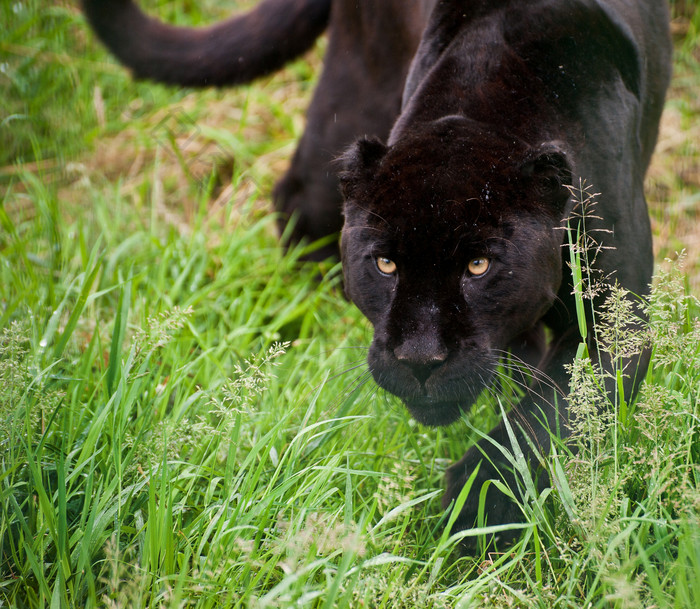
[376,256,397,275]
[468,257,490,276]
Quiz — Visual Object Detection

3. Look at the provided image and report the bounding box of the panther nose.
[394,337,448,386]
[402,359,445,386]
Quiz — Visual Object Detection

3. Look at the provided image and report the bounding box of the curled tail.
[82,0,331,87]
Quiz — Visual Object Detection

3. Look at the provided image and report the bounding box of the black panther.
[83,0,672,545]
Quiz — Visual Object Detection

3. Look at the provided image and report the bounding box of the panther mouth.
[367,345,493,426]
[403,397,465,427]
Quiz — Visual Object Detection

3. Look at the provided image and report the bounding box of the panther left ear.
[338,136,387,199]
[521,142,572,209]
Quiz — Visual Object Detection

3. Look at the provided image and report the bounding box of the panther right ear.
[338,137,387,198]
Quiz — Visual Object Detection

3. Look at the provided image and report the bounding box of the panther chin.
[403,397,465,427]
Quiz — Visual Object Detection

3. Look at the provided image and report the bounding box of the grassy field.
[1,1,699,607]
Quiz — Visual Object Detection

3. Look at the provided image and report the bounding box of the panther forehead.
[343,127,573,248]
[361,195,489,234]
[342,119,545,231]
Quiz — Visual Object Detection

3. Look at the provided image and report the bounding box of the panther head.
[339,116,571,425]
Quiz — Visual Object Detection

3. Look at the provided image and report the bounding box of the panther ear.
[521,142,572,209]
[338,137,387,199]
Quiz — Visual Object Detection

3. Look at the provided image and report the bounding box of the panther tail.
[81,0,331,87]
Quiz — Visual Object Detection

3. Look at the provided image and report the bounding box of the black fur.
[81,0,331,87]
[84,0,672,548]
[341,0,671,546]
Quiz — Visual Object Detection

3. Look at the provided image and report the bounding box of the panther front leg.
[444,312,651,551]
[442,388,568,551]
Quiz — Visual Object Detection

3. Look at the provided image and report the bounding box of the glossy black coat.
[83,0,672,547]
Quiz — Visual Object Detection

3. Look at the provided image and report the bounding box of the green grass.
[1,1,699,607]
